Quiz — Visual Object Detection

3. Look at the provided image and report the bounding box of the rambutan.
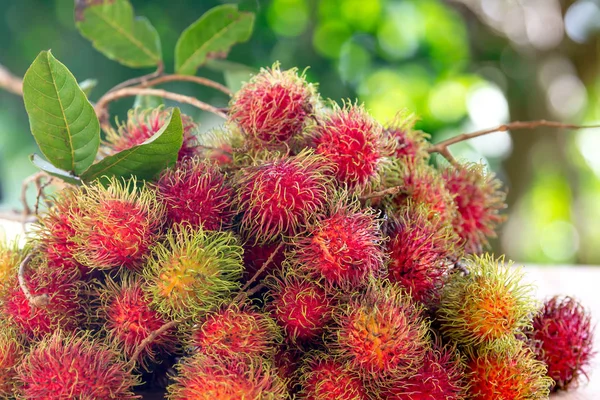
[229,64,317,146]
[330,280,429,379]
[143,224,243,321]
[72,177,165,271]
[529,296,595,391]
[242,241,287,284]
[234,150,333,243]
[0,325,24,398]
[97,273,177,370]
[291,198,385,288]
[166,354,287,399]
[386,202,460,303]
[441,162,506,254]
[297,352,368,400]
[466,337,553,399]
[437,254,537,346]
[3,258,84,339]
[17,331,139,399]
[266,273,336,345]
[191,304,282,360]
[103,107,198,160]
[0,243,19,296]
[385,111,430,160]
[312,104,390,189]
[157,157,234,230]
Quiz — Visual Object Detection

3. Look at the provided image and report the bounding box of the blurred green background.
[2,0,600,265]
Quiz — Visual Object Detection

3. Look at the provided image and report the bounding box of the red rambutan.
[167,354,287,399]
[292,198,385,288]
[17,331,139,399]
[229,64,317,145]
[385,111,430,161]
[441,162,506,254]
[266,273,336,345]
[0,325,24,398]
[386,202,460,303]
[157,157,234,230]
[191,304,282,360]
[98,274,177,370]
[297,352,368,400]
[466,337,553,399]
[104,107,198,160]
[72,177,165,271]
[235,150,333,243]
[330,280,429,379]
[312,104,390,189]
[242,241,287,283]
[437,254,537,346]
[529,296,595,391]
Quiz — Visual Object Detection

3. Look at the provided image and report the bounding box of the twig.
[245,283,266,298]
[141,74,232,96]
[360,186,403,201]
[127,320,178,372]
[18,250,49,308]
[21,172,46,218]
[108,61,164,93]
[232,242,284,304]
[34,176,53,215]
[0,63,23,96]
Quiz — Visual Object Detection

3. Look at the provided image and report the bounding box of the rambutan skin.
[466,337,553,399]
[330,280,429,379]
[143,224,243,321]
[97,274,177,370]
[386,202,460,303]
[191,304,282,360]
[0,325,24,398]
[229,64,317,145]
[242,241,287,284]
[17,332,140,400]
[72,178,166,271]
[157,157,234,231]
[385,111,430,161]
[166,354,288,399]
[234,150,333,243]
[312,104,389,189]
[297,352,368,400]
[437,254,537,347]
[292,199,385,288]
[441,162,506,254]
[529,296,595,390]
[0,243,20,296]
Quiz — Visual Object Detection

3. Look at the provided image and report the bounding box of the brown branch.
[232,242,284,304]
[141,74,232,96]
[18,250,49,308]
[21,172,46,218]
[107,61,164,93]
[0,64,23,96]
[360,186,403,201]
[127,319,177,372]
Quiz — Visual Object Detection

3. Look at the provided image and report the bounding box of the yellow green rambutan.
[0,324,25,398]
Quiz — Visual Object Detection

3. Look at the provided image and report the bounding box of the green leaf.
[22,50,100,175]
[81,107,183,184]
[30,154,82,185]
[75,0,162,68]
[175,4,254,75]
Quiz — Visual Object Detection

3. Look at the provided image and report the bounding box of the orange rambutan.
[157,157,234,230]
[0,325,24,398]
[441,162,506,254]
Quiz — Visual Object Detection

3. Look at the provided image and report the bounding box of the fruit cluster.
[0,65,595,399]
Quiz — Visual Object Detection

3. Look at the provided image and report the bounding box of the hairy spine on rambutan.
[143,224,243,321]
[72,177,165,271]
[103,106,198,160]
[0,325,25,398]
[385,110,430,161]
[290,195,385,288]
[437,254,537,347]
[312,103,392,190]
[166,354,288,399]
[330,280,429,380]
[229,63,317,146]
[466,337,553,399]
[97,273,177,371]
[191,303,282,360]
[0,242,20,296]
[17,331,140,400]
[441,162,507,254]
[234,150,333,244]
[529,296,595,391]
[265,272,336,346]
[157,157,234,230]
[386,201,460,303]
[297,352,368,400]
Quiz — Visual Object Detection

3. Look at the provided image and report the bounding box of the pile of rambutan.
[1,64,595,399]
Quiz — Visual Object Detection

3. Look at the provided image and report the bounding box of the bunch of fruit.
[0,65,595,399]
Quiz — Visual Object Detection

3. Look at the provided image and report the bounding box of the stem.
[232,242,284,304]
[127,319,177,372]
[141,74,232,96]
[360,186,403,201]
[0,63,23,96]
[21,172,46,218]
[108,61,164,93]
[18,250,49,308]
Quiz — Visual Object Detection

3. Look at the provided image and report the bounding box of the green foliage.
[23,50,100,175]
[29,154,81,185]
[75,0,162,68]
[175,4,255,75]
